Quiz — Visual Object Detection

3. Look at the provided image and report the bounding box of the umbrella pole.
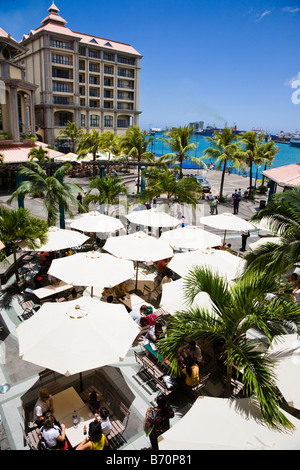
[135,261,139,292]
[223,230,227,242]
[91,286,94,297]
[79,372,83,392]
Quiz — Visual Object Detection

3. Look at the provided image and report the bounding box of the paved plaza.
[0,167,274,451]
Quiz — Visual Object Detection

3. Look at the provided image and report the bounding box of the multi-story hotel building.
[17,2,142,147]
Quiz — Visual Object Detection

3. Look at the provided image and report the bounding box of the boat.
[290,134,300,147]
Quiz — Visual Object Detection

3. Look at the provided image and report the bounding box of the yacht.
[290,134,300,147]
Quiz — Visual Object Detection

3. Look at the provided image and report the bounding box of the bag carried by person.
[143,407,155,436]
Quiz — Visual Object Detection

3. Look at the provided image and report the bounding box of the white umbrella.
[126,208,180,228]
[158,396,300,450]
[103,231,173,262]
[54,153,78,162]
[168,249,246,281]
[20,226,89,252]
[200,212,255,241]
[249,237,281,251]
[69,210,124,233]
[16,297,140,376]
[103,231,173,290]
[160,278,214,315]
[266,334,300,409]
[47,251,134,295]
[160,225,222,250]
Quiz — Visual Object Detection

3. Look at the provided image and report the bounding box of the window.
[89,88,99,97]
[103,52,114,61]
[104,116,113,127]
[81,114,85,127]
[89,49,100,59]
[53,82,71,92]
[53,96,71,105]
[89,63,99,73]
[105,41,112,47]
[50,38,73,50]
[52,54,72,65]
[89,76,99,85]
[89,100,99,108]
[104,78,113,87]
[117,56,135,65]
[104,66,113,74]
[117,119,128,128]
[90,115,99,127]
[52,68,71,79]
[58,113,71,126]
[118,68,134,78]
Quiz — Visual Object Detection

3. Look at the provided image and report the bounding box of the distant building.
[189,121,204,132]
[16,2,142,148]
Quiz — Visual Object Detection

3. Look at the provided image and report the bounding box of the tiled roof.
[262,163,300,187]
[21,10,141,56]
[0,142,63,164]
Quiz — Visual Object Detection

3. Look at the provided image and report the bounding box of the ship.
[290,134,300,147]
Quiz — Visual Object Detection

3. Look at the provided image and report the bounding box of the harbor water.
[149,132,300,178]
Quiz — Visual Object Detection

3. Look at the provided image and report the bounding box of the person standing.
[213,196,219,214]
[144,395,174,450]
[240,230,250,251]
[232,190,241,214]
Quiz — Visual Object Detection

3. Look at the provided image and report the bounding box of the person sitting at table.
[67,288,81,301]
[145,323,163,343]
[33,388,55,428]
[156,258,171,278]
[76,420,108,450]
[101,287,114,302]
[48,274,60,287]
[38,412,68,450]
[293,280,300,302]
[114,282,129,300]
[178,340,203,366]
[129,304,148,325]
[88,390,104,415]
[181,356,200,387]
[96,407,111,437]
[141,306,158,327]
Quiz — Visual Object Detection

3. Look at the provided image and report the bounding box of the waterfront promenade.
[0,168,277,450]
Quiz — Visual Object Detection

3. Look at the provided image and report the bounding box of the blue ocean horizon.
[149,132,300,179]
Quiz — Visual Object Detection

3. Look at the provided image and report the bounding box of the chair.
[19,423,41,450]
[38,369,63,395]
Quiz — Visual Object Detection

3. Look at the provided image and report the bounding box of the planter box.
[0,140,13,146]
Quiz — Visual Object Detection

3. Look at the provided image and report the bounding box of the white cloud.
[283,6,300,13]
[255,10,271,22]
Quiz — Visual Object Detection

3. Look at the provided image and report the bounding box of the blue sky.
[1,0,300,133]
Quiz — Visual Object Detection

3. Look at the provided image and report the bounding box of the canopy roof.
[262,163,300,187]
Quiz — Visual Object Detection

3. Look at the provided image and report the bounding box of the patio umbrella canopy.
[160,225,222,250]
[168,249,246,281]
[200,212,255,241]
[16,297,140,376]
[126,208,180,228]
[69,210,124,233]
[47,251,134,288]
[158,396,300,450]
[20,226,89,252]
[160,278,214,315]
[103,231,173,263]
[249,237,281,251]
[266,334,300,409]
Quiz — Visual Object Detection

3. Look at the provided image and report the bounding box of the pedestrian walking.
[143,395,174,450]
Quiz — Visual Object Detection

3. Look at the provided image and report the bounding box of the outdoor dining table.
[119,293,152,310]
[52,386,95,448]
[32,281,73,299]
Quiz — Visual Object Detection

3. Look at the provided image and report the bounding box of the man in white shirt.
[129,304,148,325]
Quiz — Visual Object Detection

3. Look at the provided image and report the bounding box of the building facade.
[17,3,142,147]
[0,27,37,144]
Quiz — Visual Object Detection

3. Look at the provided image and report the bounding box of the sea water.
[149,132,300,178]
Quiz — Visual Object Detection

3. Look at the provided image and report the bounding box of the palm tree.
[77,130,103,176]
[8,162,84,226]
[256,140,278,190]
[28,145,51,175]
[120,126,154,193]
[83,175,128,214]
[58,121,84,153]
[204,127,242,198]
[238,131,266,198]
[138,168,202,206]
[159,125,199,179]
[243,187,300,276]
[0,207,48,281]
[157,267,300,430]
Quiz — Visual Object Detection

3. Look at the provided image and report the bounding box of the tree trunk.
[249,161,253,198]
[137,161,141,194]
[219,161,227,198]
[225,362,233,398]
